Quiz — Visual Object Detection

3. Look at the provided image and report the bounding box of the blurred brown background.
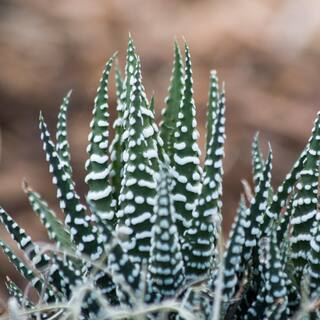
[0,0,319,302]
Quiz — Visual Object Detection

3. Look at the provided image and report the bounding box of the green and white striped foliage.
[109,36,138,217]
[245,227,288,320]
[290,112,320,281]
[39,114,117,305]
[251,132,265,188]
[140,93,161,174]
[120,35,138,146]
[148,96,169,165]
[108,61,125,209]
[116,60,156,264]
[264,145,308,239]
[0,209,76,301]
[0,207,50,271]
[2,38,320,320]
[40,114,101,261]
[213,196,248,300]
[148,163,185,299]
[308,209,320,301]
[88,203,143,306]
[85,55,116,226]
[133,55,163,174]
[5,277,34,310]
[172,43,202,248]
[24,182,74,250]
[205,70,219,153]
[183,73,226,281]
[109,40,137,208]
[241,148,273,266]
[25,182,84,298]
[56,90,73,176]
[161,41,184,162]
[0,239,58,304]
[276,197,293,244]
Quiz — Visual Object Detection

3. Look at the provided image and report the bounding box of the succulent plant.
[1,36,320,320]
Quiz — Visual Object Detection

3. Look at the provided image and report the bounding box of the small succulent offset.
[0,36,320,320]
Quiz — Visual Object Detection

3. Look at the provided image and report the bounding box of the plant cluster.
[0,37,320,320]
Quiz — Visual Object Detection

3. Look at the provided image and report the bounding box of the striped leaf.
[161,41,184,162]
[251,132,265,187]
[183,75,226,281]
[23,182,73,250]
[0,207,50,271]
[85,55,116,226]
[56,90,73,176]
[116,59,156,264]
[148,163,185,299]
[172,43,202,249]
[290,112,320,281]
[0,239,57,303]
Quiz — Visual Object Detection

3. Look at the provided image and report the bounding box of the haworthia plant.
[1,38,320,320]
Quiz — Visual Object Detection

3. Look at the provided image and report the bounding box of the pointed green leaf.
[89,203,141,306]
[206,70,219,153]
[39,113,116,302]
[114,58,124,104]
[109,36,138,210]
[121,35,138,139]
[40,113,99,259]
[5,276,34,309]
[0,207,50,271]
[149,163,185,299]
[290,112,320,280]
[161,41,184,162]
[172,43,202,248]
[56,90,73,176]
[116,59,156,264]
[0,239,57,303]
[251,132,265,187]
[85,55,116,226]
[213,196,247,300]
[241,149,273,267]
[262,145,308,237]
[24,182,73,250]
[246,227,287,319]
[47,254,81,299]
[183,82,226,281]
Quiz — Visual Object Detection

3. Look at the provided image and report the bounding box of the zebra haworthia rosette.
[0,38,320,320]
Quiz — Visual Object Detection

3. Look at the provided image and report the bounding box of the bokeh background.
[0,0,320,303]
